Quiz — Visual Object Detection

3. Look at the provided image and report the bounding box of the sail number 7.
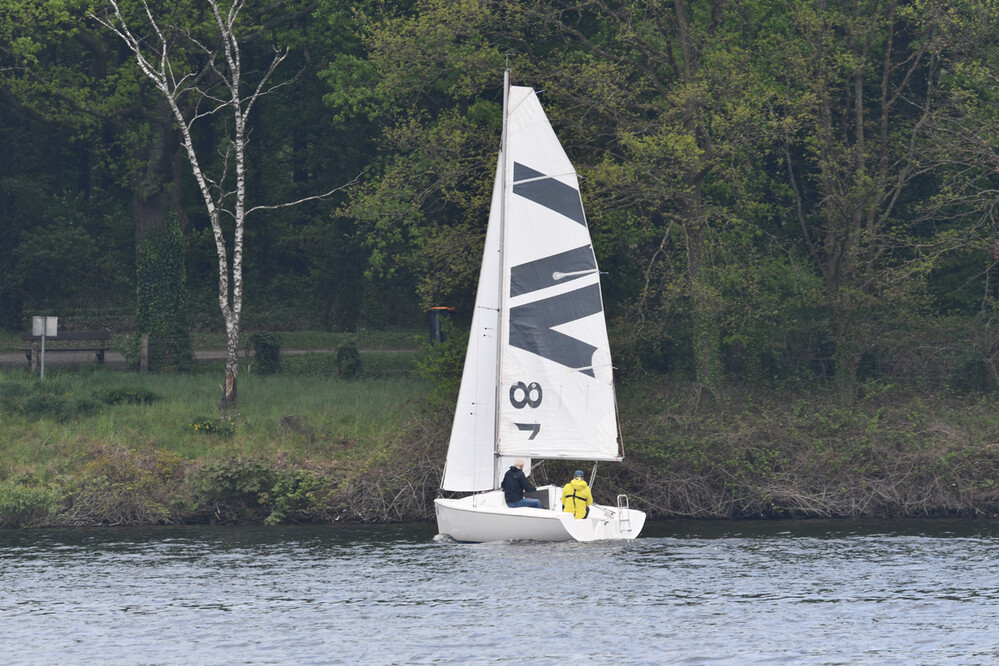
[510,381,542,440]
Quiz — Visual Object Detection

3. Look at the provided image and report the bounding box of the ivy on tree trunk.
[133,214,193,372]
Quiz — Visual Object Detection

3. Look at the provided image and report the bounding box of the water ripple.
[3,520,999,664]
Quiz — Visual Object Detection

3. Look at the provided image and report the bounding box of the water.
[3,520,999,665]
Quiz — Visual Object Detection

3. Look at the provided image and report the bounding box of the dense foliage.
[4,0,999,405]
[132,214,194,371]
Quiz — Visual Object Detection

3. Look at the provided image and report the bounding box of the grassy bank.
[1,371,427,468]
[612,379,999,520]
[0,344,438,527]
[3,350,999,527]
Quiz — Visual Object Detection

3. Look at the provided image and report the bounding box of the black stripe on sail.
[512,162,586,226]
[509,283,602,377]
[510,245,597,297]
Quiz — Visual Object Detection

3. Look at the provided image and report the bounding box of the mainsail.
[441,80,620,494]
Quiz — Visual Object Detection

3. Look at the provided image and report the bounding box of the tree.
[333,0,786,393]
[0,0,152,328]
[503,0,782,396]
[322,0,508,324]
[94,0,353,407]
[908,1,999,388]
[776,0,957,403]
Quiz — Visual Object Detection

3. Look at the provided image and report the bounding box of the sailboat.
[433,71,646,543]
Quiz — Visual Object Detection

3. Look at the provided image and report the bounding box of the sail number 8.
[509,381,543,409]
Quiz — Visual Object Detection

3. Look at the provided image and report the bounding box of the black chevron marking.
[512,162,586,226]
[509,283,602,377]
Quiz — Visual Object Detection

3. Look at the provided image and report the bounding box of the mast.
[493,70,510,489]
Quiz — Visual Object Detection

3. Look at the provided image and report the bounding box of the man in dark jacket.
[501,459,542,509]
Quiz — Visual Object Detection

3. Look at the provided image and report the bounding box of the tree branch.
[247,170,367,215]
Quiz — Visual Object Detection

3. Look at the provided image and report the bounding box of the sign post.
[32,316,57,379]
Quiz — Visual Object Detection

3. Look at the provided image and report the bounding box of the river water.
[3,519,999,665]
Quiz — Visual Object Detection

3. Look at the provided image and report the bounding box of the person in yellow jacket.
[562,470,593,519]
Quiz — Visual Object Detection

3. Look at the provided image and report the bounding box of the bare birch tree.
[94,0,351,407]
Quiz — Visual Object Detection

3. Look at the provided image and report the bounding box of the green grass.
[0,345,441,526]
[0,331,19,353]
[0,368,432,479]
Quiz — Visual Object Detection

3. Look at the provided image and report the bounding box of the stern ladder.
[616,494,632,533]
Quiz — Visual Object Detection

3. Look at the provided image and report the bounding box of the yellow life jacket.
[561,478,593,519]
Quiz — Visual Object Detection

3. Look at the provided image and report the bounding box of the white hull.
[435,485,646,543]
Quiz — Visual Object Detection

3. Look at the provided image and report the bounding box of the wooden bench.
[21,330,111,367]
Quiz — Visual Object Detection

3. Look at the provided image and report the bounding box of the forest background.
[3,0,999,527]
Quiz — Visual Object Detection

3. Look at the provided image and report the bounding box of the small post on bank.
[32,316,58,380]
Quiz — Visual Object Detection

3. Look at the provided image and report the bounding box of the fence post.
[140,333,149,375]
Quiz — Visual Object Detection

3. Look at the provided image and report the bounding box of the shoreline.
[4,365,999,529]
[6,513,997,532]
[4,447,997,529]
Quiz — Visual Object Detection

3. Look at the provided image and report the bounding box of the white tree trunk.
[97,0,357,408]
[95,0,351,407]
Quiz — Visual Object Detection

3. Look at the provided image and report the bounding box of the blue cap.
[574,470,584,478]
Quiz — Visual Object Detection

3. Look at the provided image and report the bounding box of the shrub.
[249,331,281,375]
[414,323,467,403]
[59,447,187,526]
[0,479,60,527]
[190,415,236,436]
[0,380,100,421]
[334,342,362,379]
[260,470,330,525]
[94,387,161,405]
[193,458,275,522]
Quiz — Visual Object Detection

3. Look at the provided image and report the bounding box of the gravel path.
[0,349,215,370]
[0,347,413,370]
